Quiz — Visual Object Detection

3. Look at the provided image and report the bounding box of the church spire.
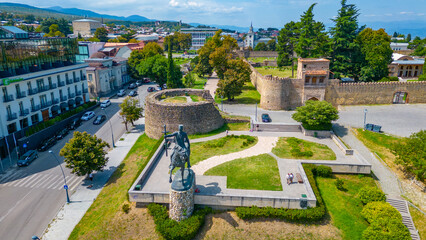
[249,22,253,33]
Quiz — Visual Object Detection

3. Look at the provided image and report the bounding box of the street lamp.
[255,103,258,122]
[363,108,368,129]
[220,95,224,111]
[48,150,70,203]
[31,236,40,240]
[102,108,115,148]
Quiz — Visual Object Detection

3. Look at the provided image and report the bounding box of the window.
[88,74,93,81]
[303,64,307,68]
[7,122,17,134]
[31,114,39,124]
[57,75,61,84]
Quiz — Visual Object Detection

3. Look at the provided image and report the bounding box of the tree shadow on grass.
[194,211,239,240]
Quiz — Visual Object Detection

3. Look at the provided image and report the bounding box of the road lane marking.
[0,172,26,184]
[68,176,83,191]
[35,175,56,188]
[29,174,49,188]
[13,174,37,187]
[42,175,59,188]
[24,173,44,186]
[2,173,27,185]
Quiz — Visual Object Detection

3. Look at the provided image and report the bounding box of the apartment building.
[180,28,218,50]
[0,38,90,138]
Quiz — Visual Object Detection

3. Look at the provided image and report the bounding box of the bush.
[122,203,130,214]
[147,203,212,240]
[235,164,327,222]
[335,178,345,191]
[362,217,411,240]
[358,187,386,204]
[361,202,401,223]
[292,101,338,130]
[378,76,399,82]
[314,165,333,178]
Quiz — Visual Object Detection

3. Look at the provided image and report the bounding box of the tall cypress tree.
[277,21,298,67]
[330,0,363,79]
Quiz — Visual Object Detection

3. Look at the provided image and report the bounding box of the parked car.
[56,128,69,140]
[136,80,143,86]
[128,83,137,89]
[117,89,126,97]
[129,90,138,97]
[69,117,82,130]
[38,137,56,152]
[147,87,156,92]
[100,99,111,108]
[143,78,151,83]
[81,111,95,121]
[93,115,107,125]
[17,150,38,167]
[262,113,272,122]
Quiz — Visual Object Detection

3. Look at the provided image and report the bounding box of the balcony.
[66,79,73,85]
[41,101,52,109]
[3,95,14,102]
[16,91,27,99]
[31,105,40,112]
[52,98,59,104]
[7,113,17,121]
[58,81,65,87]
[83,88,88,93]
[19,109,29,116]
[38,86,50,93]
[81,75,87,80]
[60,95,68,101]
[74,77,80,83]
[28,88,38,95]
[49,83,57,89]
[76,91,82,96]
[68,93,75,98]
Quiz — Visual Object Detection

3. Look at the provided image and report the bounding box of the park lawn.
[205,153,282,191]
[174,57,190,65]
[255,67,294,78]
[190,135,258,167]
[317,174,377,240]
[163,96,187,103]
[215,81,261,104]
[190,95,204,102]
[247,57,277,63]
[192,74,207,89]
[272,137,336,160]
[68,134,160,240]
[409,205,426,239]
[189,122,250,139]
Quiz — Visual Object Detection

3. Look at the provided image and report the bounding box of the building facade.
[72,19,103,37]
[0,38,90,138]
[180,28,218,50]
[244,23,255,49]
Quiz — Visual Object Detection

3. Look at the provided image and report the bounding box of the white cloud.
[168,0,243,15]
[400,11,414,15]
[169,0,179,7]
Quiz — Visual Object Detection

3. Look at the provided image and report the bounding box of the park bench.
[296,173,303,183]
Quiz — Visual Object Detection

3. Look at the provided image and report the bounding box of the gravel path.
[191,136,278,175]
[204,72,219,98]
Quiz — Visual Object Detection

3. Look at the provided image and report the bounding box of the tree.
[45,24,65,37]
[406,33,411,42]
[292,100,339,130]
[166,38,183,88]
[128,42,164,79]
[183,73,195,88]
[216,59,251,101]
[137,54,168,86]
[357,28,393,81]
[391,130,425,182]
[94,28,109,42]
[266,39,276,51]
[254,42,267,51]
[164,32,192,51]
[408,37,426,56]
[119,97,144,131]
[330,0,364,79]
[294,3,330,58]
[277,21,298,66]
[60,131,109,176]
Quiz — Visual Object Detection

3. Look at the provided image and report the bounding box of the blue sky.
[2,0,426,28]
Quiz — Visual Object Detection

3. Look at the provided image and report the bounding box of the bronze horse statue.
[165,125,191,183]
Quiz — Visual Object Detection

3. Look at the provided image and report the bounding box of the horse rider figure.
[165,125,191,183]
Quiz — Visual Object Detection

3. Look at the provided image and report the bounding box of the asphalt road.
[0,83,153,240]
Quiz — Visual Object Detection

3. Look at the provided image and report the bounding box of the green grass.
[255,66,294,78]
[409,205,426,239]
[192,74,207,89]
[247,57,277,63]
[174,57,190,65]
[317,174,378,240]
[205,153,282,191]
[354,128,400,164]
[163,96,187,103]
[69,134,159,240]
[190,95,204,102]
[189,122,250,139]
[215,81,260,104]
[190,135,258,167]
[272,137,336,160]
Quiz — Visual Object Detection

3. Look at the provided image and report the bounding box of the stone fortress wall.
[145,89,224,139]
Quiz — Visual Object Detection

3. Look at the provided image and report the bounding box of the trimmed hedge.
[361,202,401,223]
[313,165,333,178]
[235,164,328,222]
[358,186,386,205]
[147,203,212,240]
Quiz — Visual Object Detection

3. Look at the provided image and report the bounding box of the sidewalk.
[41,120,145,240]
[204,72,219,98]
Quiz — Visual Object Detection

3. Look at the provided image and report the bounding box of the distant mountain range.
[1,2,426,36]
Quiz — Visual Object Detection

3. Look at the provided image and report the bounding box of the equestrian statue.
[165,125,191,183]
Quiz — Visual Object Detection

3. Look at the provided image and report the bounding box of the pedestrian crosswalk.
[0,172,84,191]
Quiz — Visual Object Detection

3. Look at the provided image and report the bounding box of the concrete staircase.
[386,198,420,240]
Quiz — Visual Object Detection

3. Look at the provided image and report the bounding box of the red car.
[147,87,156,92]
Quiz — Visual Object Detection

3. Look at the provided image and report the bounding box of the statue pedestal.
[169,169,195,221]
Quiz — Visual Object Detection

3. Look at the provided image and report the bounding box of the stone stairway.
[386,198,420,240]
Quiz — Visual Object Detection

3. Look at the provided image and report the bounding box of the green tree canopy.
[94,28,109,42]
[183,72,195,88]
[166,39,183,88]
[391,130,425,182]
[216,59,252,101]
[292,100,339,130]
[137,54,168,86]
[45,24,65,37]
[266,39,276,51]
[277,21,298,67]
[119,96,144,131]
[60,131,110,176]
[128,42,164,79]
[254,42,267,51]
[164,32,192,51]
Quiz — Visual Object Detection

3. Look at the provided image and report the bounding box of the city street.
[0,83,153,240]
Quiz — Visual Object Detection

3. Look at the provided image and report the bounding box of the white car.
[81,111,95,121]
[117,89,126,97]
[100,99,111,108]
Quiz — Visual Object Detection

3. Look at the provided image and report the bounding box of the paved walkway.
[204,72,219,98]
[41,119,145,240]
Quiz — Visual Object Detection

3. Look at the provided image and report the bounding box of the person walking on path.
[89,173,93,181]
